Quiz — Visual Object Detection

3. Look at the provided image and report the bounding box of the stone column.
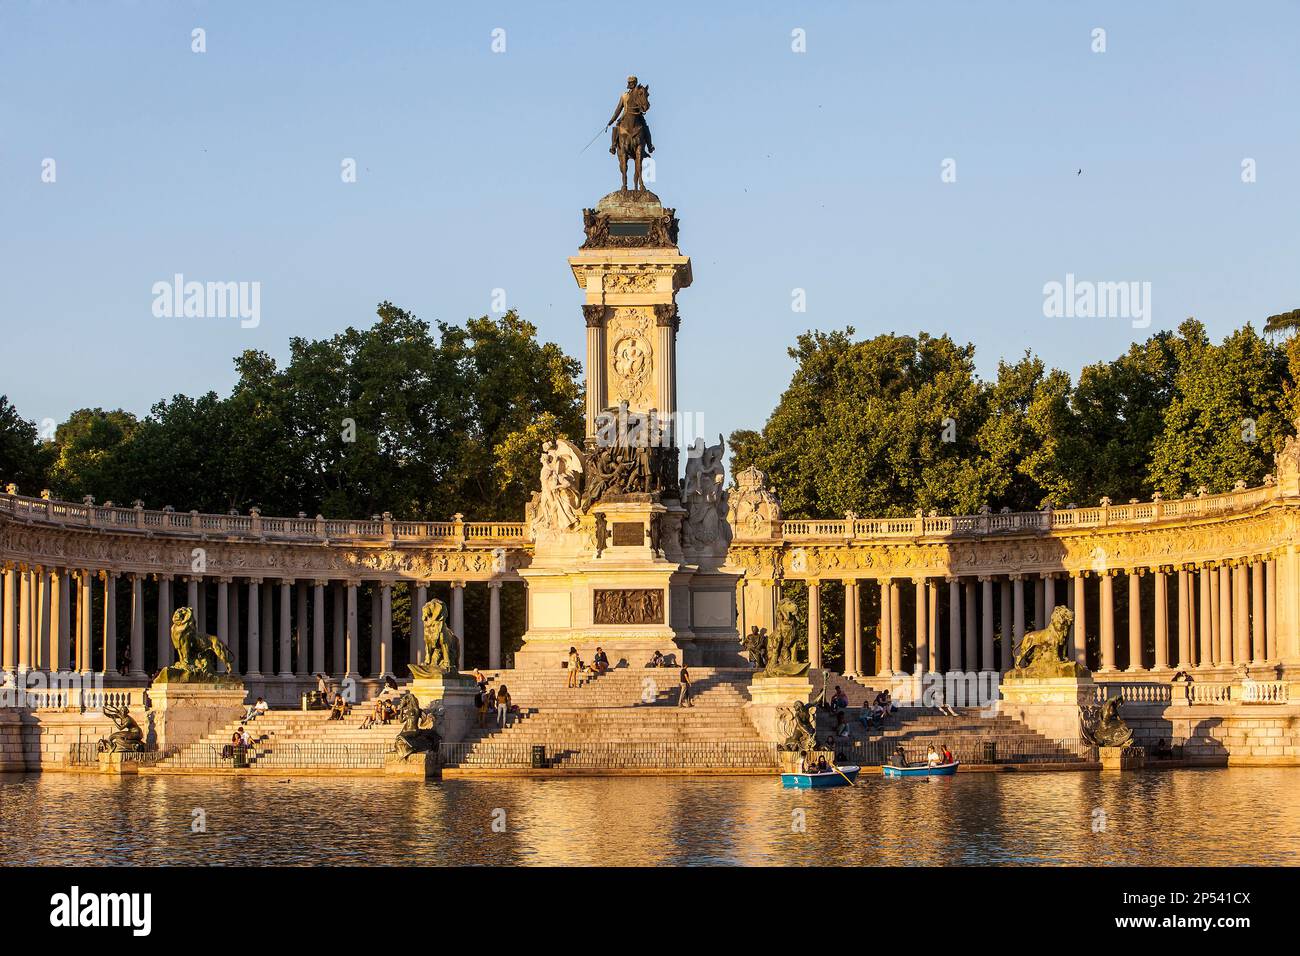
[1217,564,1232,665]
[963,579,977,672]
[1012,575,1026,643]
[889,579,901,674]
[1265,557,1278,662]
[156,575,172,670]
[1000,578,1012,672]
[344,581,360,680]
[313,582,326,677]
[78,571,93,673]
[912,578,927,677]
[379,583,393,678]
[928,579,939,673]
[451,582,466,670]
[216,578,230,671]
[36,568,50,671]
[1152,568,1168,671]
[1198,565,1213,668]
[332,584,345,678]
[980,576,994,672]
[261,582,274,675]
[947,577,961,673]
[584,309,607,439]
[1251,560,1265,664]
[1071,572,1087,669]
[1175,567,1190,669]
[45,569,63,673]
[1098,571,1115,672]
[100,571,116,675]
[59,570,72,673]
[807,580,822,671]
[488,581,502,669]
[1,565,15,674]
[1126,569,1143,672]
[1232,563,1249,666]
[655,309,676,419]
[876,579,891,676]
[293,583,307,677]
[844,580,859,675]
[369,585,381,676]
[186,576,199,619]
[411,583,428,667]
[1034,576,1045,630]
[1042,573,1056,622]
[195,578,206,639]
[279,580,294,679]
[228,579,241,673]
[245,578,261,678]
[128,573,146,680]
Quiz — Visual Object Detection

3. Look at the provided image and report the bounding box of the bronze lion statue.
[1011,606,1086,678]
[155,606,240,685]
[408,598,461,679]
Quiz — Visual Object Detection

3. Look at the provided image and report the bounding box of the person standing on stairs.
[678,665,693,707]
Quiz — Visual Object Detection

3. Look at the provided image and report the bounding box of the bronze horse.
[611,83,652,192]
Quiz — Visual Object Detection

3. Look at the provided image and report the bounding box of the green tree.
[1149,320,1289,494]
[0,395,52,493]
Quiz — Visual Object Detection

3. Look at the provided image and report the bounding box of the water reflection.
[1,768,1295,866]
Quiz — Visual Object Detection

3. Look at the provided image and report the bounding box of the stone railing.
[1241,680,1290,704]
[779,483,1285,542]
[1187,682,1234,705]
[0,491,528,547]
[1093,683,1173,705]
[3,685,149,712]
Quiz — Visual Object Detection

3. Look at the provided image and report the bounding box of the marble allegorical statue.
[681,434,731,552]
[534,438,585,539]
[777,700,818,753]
[155,606,240,685]
[761,598,810,679]
[1009,606,1087,678]
[1081,695,1135,749]
[97,704,146,754]
[408,598,461,680]
[393,691,441,761]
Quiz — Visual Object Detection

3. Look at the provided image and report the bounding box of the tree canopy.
[731,319,1296,519]
[5,304,582,521]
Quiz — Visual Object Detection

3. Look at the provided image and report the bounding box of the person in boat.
[816,754,829,773]
[941,743,953,764]
[926,745,940,766]
[888,744,908,768]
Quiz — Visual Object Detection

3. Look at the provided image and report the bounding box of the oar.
[828,759,855,786]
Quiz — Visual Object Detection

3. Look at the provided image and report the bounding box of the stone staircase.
[448,667,775,771]
[153,708,396,771]
[146,665,1092,773]
[814,670,1092,766]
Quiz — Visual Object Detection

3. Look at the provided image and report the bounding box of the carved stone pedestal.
[746,674,814,743]
[384,750,439,778]
[148,683,247,752]
[1099,745,1146,771]
[97,751,139,775]
[998,674,1097,745]
[408,675,478,746]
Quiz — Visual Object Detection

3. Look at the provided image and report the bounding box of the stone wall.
[1123,703,1300,764]
[0,709,114,772]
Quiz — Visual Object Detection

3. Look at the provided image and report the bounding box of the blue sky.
[2,0,1298,446]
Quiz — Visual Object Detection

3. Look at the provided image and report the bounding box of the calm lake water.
[1,768,1296,866]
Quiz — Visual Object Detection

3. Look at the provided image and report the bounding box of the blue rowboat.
[781,765,860,788]
[881,760,959,778]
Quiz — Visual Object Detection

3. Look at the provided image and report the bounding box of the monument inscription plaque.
[611,521,644,547]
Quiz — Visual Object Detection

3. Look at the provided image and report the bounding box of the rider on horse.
[608,75,653,157]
